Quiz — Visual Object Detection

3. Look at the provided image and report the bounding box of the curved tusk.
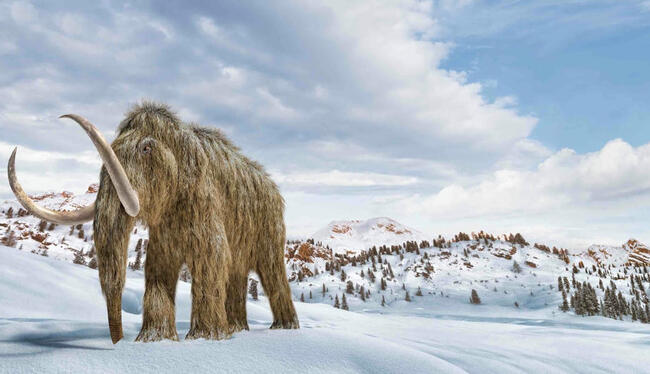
[8,147,95,224]
[59,114,139,217]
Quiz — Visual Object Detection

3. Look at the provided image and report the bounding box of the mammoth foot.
[185,326,231,341]
[135,326,179,343]
[270,317,300,330]
[229,320,249,334]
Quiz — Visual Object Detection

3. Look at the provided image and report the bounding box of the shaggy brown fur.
[94,101,298,343]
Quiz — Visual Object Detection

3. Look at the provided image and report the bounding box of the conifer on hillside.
[470,289,481,305]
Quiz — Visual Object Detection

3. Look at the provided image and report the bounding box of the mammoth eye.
[141,142,152,154]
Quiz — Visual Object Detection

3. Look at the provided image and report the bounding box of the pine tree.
[341,294,349,311]
[360,286,366,301]
[129,248,143,270]
[405,291,411,302]
[560,291,569,312]
[618,291,628,315]
[73,249,86,265]
[309,290,313,299]
[604,288,618,318]
[322,283,326,295]
[512,261,522,273]
[558,276,564,292]
[340,269,347,281]
[346,281,354,294]
[381,295,386,307]
[249,279,259,300]
[300,293,305,302]
[1,230,17,248]
[470,289,481,304]
[334,295,340,309]
[588,289,596,315]
[416,287,423,296]
[368,269,375,283]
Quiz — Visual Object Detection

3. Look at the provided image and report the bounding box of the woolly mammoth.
[8,102,299,343]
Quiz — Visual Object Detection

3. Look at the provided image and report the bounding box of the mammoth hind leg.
[256,243,299,330]
[226,272,249,333]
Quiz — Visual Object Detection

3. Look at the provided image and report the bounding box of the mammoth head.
[8,103,187,225]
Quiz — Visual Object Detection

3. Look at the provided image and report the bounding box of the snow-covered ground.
[2,246,650,374]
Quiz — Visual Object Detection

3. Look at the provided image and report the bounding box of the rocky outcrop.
[625,239,650,266]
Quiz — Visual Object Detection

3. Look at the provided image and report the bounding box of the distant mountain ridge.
[1,188,649,271]
[311,217,430,254]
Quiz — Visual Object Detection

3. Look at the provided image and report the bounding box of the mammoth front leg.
[186,234,232,340]
[136,235,182,342]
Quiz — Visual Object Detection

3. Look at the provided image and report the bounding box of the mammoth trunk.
[94,169,135,344]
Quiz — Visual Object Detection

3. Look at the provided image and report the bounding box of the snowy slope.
[287,237,586,312]
[311,217,429,253]
[3,246,650,373]
[0,186,148,270]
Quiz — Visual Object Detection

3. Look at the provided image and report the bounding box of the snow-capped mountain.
[570,238,650,268]
[624,239,650,266]
[311,217,430,253]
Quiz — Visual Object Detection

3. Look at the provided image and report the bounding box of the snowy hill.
[311,217,429,253]
[0,186,148,271]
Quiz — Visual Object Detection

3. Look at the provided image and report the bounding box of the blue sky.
[1,0,649,247]
[439,0,650,152]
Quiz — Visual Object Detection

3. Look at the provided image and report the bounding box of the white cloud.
[394,139,650,219]
[272,169,418,188]
[361,139,650,247]
[10,2,36,23]
[639,0,650,12]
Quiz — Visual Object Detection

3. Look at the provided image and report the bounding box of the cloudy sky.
[1,0,649,248]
